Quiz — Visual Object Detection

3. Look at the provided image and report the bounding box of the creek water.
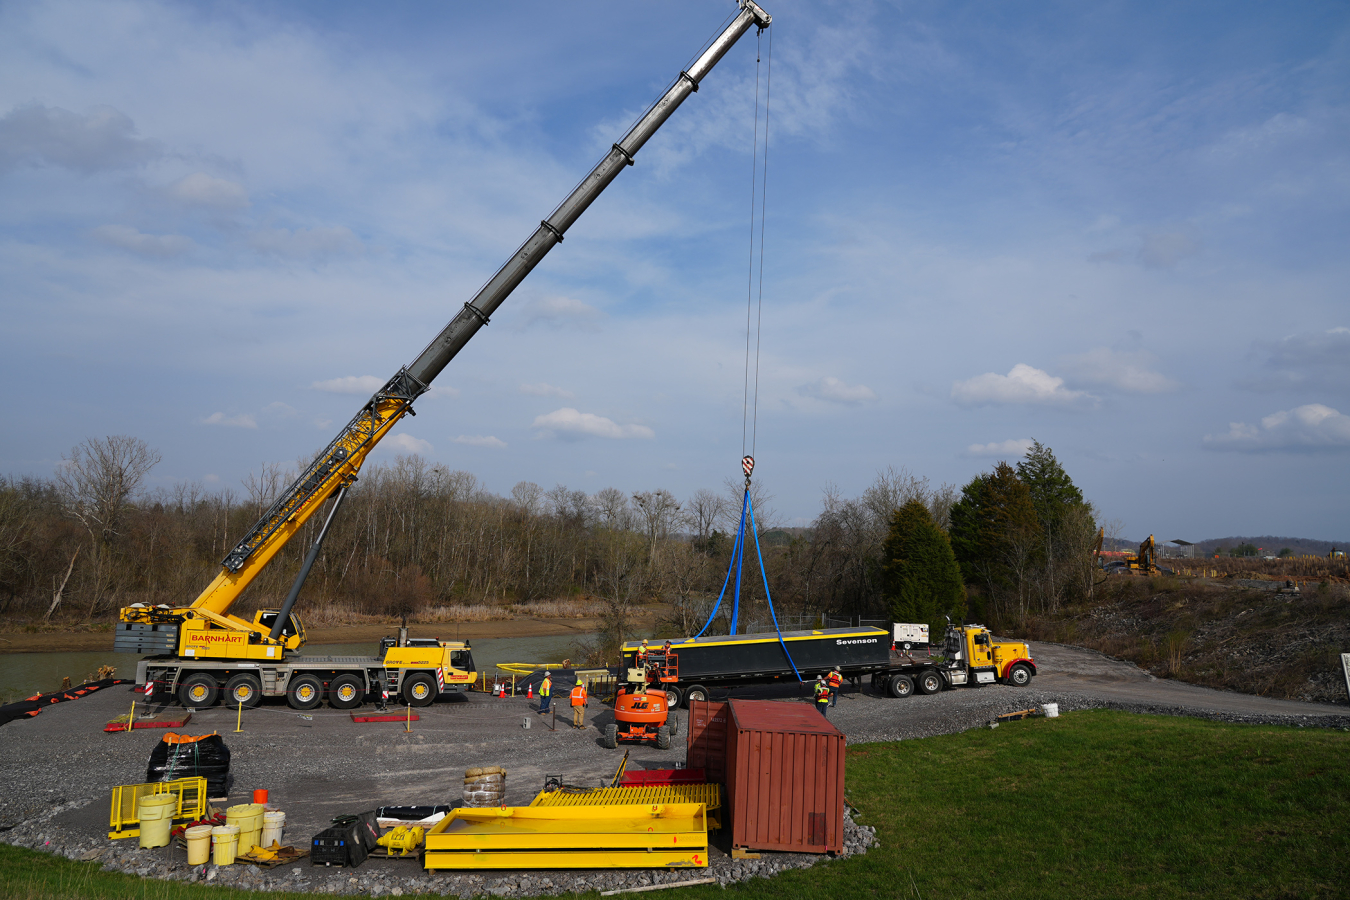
[0,632,591,701]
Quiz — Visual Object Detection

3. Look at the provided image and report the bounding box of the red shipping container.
[687,699,844,854]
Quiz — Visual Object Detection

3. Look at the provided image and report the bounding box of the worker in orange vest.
[569,680,588,729]
[826,667,843,707]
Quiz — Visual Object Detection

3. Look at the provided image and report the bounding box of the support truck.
[626,622,1036,707]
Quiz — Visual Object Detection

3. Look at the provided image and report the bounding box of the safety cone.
[527,682,533,699]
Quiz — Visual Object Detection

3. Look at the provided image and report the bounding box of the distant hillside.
[1107,535,1349,557]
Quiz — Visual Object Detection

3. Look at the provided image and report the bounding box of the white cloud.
[520,382,574,399]
[951,364,1094,407]
[1137,230,1201,268]
[201,412,257,428]
[248,225,362,260]
[518,296,602,331]
[384,433,433,455]
[311,375,383,394]
[422,385,460,400]
[92,224,191,258]
[531,408,654,441]
[453,435,507,449]
[1061,347,1178,393]
[798,376,877,405]
[1204,404,1350,452]
[966,438,1035,458]
[169,172,249,208]
[0,104,160,173]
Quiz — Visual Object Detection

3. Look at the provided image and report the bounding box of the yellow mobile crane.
[118,1,774,711]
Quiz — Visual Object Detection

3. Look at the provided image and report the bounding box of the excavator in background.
[116,1,775,711]
[1124,535,1160,575]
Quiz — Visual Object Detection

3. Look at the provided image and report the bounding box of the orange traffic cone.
[527,682,533,699]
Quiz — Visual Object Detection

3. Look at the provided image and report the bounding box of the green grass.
[3,710,1346,899]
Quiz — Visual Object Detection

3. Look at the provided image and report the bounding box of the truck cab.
[944,624,1035,687]
[379,636,477,706]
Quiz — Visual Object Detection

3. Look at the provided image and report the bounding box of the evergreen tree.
[881,499,966,637]
[1015,440,1084,529]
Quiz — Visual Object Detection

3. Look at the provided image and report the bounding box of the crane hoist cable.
[692,29,799,683]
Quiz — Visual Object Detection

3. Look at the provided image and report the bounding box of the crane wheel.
[917,670,943,695]
[328,673,365,710]
[1007,664,1033,687]
[224,673,263,708]
[178,673,219,709]
[288,674,324,710]
[402,672,437,707]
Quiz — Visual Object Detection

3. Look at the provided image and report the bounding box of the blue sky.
[2,0,1347,541]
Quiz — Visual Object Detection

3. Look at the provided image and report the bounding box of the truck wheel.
[178,673,218,709]
[887,674,914,698]
[328,673,365,710]
[1007,664,1033,687]
[288,674,323,710]
[223,673,263,708]
[663,686,683,708]
[603,724,618,749]
[656,726,671,750]
[402,672,437,707]
[683,685,709,708]
[917,670,943,695]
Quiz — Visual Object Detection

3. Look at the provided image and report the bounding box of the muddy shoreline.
[0,616,621,654]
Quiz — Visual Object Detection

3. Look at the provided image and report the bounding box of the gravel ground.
[1,640,1345,896]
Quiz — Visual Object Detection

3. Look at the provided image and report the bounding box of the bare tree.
[592,487,632,531]
[632,489,681,564]
[55,435,161,618]
[511,481,543,515]
[686,488,728,543]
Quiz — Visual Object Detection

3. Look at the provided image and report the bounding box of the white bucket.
[1042,703,1059,718]
[259,810,285,849]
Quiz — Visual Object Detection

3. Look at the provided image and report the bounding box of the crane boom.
[120,1,772,651]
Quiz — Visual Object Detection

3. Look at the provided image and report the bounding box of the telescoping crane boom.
[117,1,774,667]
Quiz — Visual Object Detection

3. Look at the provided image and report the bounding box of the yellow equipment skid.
[423,804,709,870]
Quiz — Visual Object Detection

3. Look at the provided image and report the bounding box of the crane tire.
[887,674,914,698]
[328,673,365,710]
[288,674,323,710]
[178,673,218,709]
[224,673,263,709]
[403,672,437,707]
[917,670,944,695]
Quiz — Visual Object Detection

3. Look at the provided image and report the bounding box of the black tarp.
[147,733,231,797]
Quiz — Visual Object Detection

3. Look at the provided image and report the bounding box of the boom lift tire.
[603,724,618,749]
[1007,663,1032,687]
[669,714,679,736]
[179,673,219,709]
[917,670,943,695]
[887,674,914,698]
[287,674,324,710]
[662,686,682,708]
[656,725,671,750]
[327,673,365,710]
[402,672,437,707]
[224,673,263,708]
[682,684,710,708]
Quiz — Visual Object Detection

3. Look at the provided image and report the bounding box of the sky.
[1,0,1348,542]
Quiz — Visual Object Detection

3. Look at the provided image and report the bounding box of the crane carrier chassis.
[626,623,1036,706]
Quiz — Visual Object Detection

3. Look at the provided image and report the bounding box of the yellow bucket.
[225,803,264,854]
[136,794,176,848]
[211,825,239,866]
[185,824,214,865]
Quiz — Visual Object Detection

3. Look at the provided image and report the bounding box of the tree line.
[0,435,1100,656]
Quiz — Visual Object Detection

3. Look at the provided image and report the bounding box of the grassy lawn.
[2,710,1345,899]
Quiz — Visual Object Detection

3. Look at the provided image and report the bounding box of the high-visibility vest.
[827,672,842,689]
[814,683,829,701]
[570,684,587,704]
[540,677,551,697]
[636,645,648,662]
